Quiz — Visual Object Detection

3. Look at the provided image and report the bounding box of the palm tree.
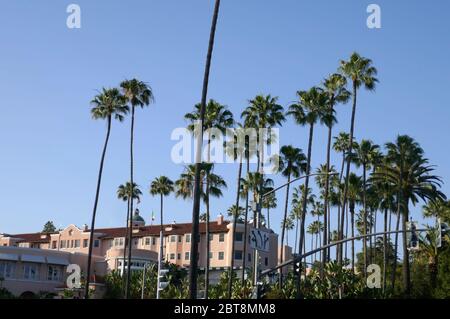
[189,0,222,299]
[338,52,378,265]
[283,217,295,247]
[84,88,128,298]
[185,101,234,299]
[291,185,315,256]
[241,94,285,172]
[350,139,380,272]
[287,86,327,292]
[273,145,307,283]
[120,78,154,299]
[418,227,442,289]
[321,74,350,266]
[310,202,324,263]
[239,172,274,285]
[262,188,277,230]
[150,176,174,299]
[423,199,450,222]
[227,205,245,223]
[346,173,362,271]
[175,163,226,298]
[224,125,249,298]
[117,182,142,293]
[372,135,445,295]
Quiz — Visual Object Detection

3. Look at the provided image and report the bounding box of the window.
[178,236,182,243]
[171,235,176,243]
[209,252,213,259]
[209,234,214,241]
[234,250,243,260]
[70,240,74,248]
[145,237,150,245]
[74,240,80,248]
[218,252,225,260]
[94,240,100,248]
[265,257,268,266]
[185,234,191,243]
[47,266,62,281]
[23,264,38,280]
[185,252,190,260]
[83,239,88,248]
[170,253,175,260]
[219,233,225,242]
[0,261,14,278]
[152,237,156,245]
[52,241,57,249]
[177,253,181,260]
[60,240,66,249]
[235,232,243,242]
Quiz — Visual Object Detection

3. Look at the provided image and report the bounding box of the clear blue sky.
[1,0,449,258]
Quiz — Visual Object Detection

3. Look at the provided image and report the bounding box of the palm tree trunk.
[351,206,355,271]
[383,208,388,293]
[122,198,130,295]
[188,0,221,299]
[156,193,164,299]
[362,164,368,277]
[339,82,358,265]
[390,209,401,291]
[267,207,270,229]
[205,185,210,299]
[84,116,112,299]
[345,204,349,262]
[402,202,411,296]
[279,173,291,289]
[322,107,333,270]
[125,106,135,299]
[241,157,250,285]
[204,135,212,299]
[227,158,242,298]
[297,123,314,298]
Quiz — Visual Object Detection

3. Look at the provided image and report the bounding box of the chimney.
[217,214,224,225]
[83,224,88,231]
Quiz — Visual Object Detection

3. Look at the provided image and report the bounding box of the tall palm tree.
[287,86,327,293]
[84,88,128,299]
[185,101,234,299]
[224,124,248,298]
[321,74,350,266]
[350,139,380,272]
[372,135,445,295]
[273,145,307,285]
[262,188,277,230]
[239,172,274,285]
[189,0,222,299]
[291,185,315,256]
[283,217,295,247]
[150,176,174,299]
[338,52,378,265]
[175,163,226,298]
[347,173,362,271]
[120,78,154,299]
[117,182,142,294]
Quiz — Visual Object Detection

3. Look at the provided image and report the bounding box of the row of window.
[233,251,269,266]
[0,261,63,281]
[167,251,226,262]
[51,239,99,249]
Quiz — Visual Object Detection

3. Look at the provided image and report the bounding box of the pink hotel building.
[0,212,292,297]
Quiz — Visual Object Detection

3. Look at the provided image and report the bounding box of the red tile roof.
[96,221,230,239]
[6,232,53,243]
[5,221,230,242]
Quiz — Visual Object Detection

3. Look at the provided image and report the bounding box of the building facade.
[0,213,292,296]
